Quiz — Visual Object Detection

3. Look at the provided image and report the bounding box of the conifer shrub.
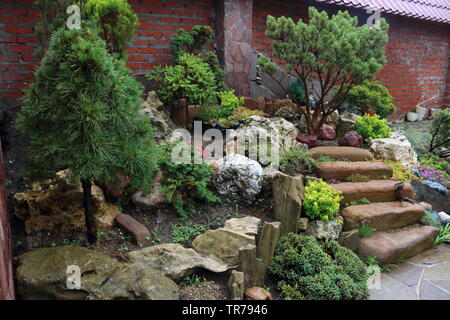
[429,108,450,153]
[16,27,158,243]
[354,114,392,142]
[269,234,369,300]
[347,80,396,118]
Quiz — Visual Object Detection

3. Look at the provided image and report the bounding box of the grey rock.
[127,243,229,281]
[437,211,450,224]
[412,180,450,213]
[297,217,309,231]
[336,113,360,137]
[304,220,343,241]
[339,230,361,251]
[228,270,244,300]
[224,216,261,236]
[140,91,175,142]
[369,131,419,168]
[424,180,448,195]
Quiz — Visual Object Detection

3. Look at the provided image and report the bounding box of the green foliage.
[170,25,225,90]
[33,0,77,58]
[303,179,342,221]
[179,274,206,287]
[344,173,370,183]
[260,7,388,134]
[316,155,335,163]
[17,27,158,190]
[347,80,395,118]
[83,0,139,60]
[357,220,373,238]
[421,210,441,228]
[354,114,392,141]
[270,234,369,300]
[148,53,218,106]
[279,146,316,172]
[171,222,209,244]
[429,109,450,153]
[435,224,450,245]
[384,160,419,183]
[419,154,450,180]
[287,77,306,105]
[158,143,219,219]
[344,198,370,207]
[216,90,244,119]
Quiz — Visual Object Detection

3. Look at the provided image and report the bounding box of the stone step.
[341,201,424,231]
[357,226,439,265]
[309,146,374,162]
[331,180,414,204]
[316,161,392,180]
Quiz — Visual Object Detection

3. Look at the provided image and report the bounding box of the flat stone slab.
[341,201,424,231]
[331,180,414,204]
[369,273,418,300]
[309,146,374,162]
[358,226,439,265]
[115,214,151,245]
[316,161,392,180]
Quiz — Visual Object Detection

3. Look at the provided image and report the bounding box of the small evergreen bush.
[421,210,441,228]
[270,234,369,300]
[148,53,218,106]
[158,143,219,219]
[347,80,395,118]
[429,108,450,153]
[279,146,316,172]
[303,179,343,221]
[354,114,392,142]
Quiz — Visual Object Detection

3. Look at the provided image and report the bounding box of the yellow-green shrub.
[354,114,392,142]
[303,179,343,221]
[384,160,421,183]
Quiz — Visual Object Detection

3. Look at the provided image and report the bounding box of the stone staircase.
[312,146,440,265]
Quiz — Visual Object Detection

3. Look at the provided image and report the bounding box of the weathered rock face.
[316,161,393,180]
[424,180,448,195]
[309,146,374,162]
[338,131,363,148]
[191,216,261,267]
[140,91,176,142]
[127,244,229,281]
[412,180,450,213]
[336,113,359,137]
[16,246,179,300]
[213,154,263,204]
[13,171,120,233]
[318,124,336,140]
[338,230,360,252]
[304,220,343,241]
[229,116,298,165]
[131,171,166,210]
[274,106,303,129]
[369,131,419,168]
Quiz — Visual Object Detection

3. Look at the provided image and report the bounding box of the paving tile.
[428,279,450,293]
[386,263,424,287]
[407,246,450,267]
[420,280,450,300]
[423,262,450,280]
[369,274,418,300]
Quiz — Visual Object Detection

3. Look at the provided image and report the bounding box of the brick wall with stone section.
[252,0,450,116]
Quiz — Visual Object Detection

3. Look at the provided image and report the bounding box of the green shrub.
[384,160,419,183]
[435,224,450,245]
[287,77,306,105]
[354,114,392,142]
[421,210,441,228]
[279,146,316,172]
[16,27,158,242]
[148,53,218,106]
[217,90,244,119]
[170,25,225,90]
[158,143,219,219]
[344,198,370,207]
[347,80,395,118]
[303,179,342,221]
[84,0,139,60]
[171,222,209,244]
[429,108,450,153]
[269,234,369,300]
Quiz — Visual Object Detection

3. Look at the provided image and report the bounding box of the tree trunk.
[81,179,97,244]
[307,114,321,135]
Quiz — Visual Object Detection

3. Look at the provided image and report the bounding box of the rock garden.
[1,1,449,301]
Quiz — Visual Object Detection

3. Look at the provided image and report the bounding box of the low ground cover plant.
[421,210,441,228]
[279,146,316,174]
[269,234,369,300]
[384,160,419,183]
[303,179,342,221]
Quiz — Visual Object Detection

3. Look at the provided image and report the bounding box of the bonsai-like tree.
[16,27,158,244]
[259,7,389,134]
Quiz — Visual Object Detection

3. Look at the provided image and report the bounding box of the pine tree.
[16,26,158,243]
[259,7,389,134]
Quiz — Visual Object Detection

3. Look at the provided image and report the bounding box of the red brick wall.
[0,0,215,103]
[252,0,450,116]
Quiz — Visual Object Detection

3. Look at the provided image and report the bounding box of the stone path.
[370,243,450,300]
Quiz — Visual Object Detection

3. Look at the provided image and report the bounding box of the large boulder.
[304,220,343,241]
[274,106,303,130]
[213,154,263,204]
[140,91,176,142]
[412,180,450,213]
[369,131,419,168]
[13,171,120,233]
[16,246,179,300]
[192,216,261,267]
[127,244,229,281]
[229,116,298,165]
[318,124,336,140]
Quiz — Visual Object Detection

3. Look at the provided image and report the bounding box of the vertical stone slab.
[227,270,244,300]
[256,221,281,279]
[272,172,304,236]
[216,0,253,96]
[238,244,264,289]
